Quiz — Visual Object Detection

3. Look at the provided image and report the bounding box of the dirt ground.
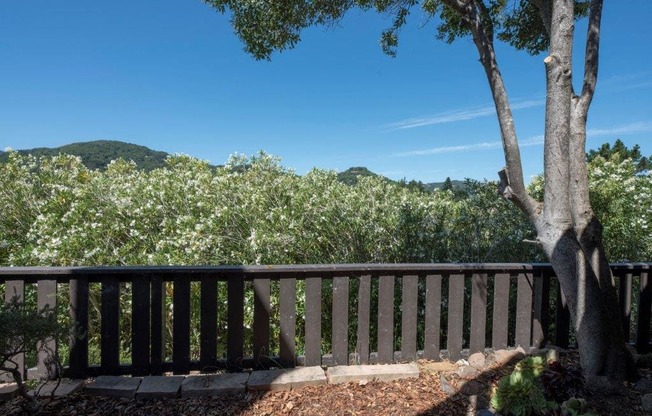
[0,354,648,415]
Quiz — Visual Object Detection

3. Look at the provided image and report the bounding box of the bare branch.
[577,0,603,115]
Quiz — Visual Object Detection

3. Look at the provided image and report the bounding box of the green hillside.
[0,140,170,171]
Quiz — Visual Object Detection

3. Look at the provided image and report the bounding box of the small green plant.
[490,357,556,416]
[560,398,597,416]
[0,295,70,402]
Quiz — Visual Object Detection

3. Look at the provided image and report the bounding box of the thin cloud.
[385,99,544,130]
[587,121,652,137]
[602,72,652,92]
[394,122,651,157]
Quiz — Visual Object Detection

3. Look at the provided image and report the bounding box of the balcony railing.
[1,263,649,381]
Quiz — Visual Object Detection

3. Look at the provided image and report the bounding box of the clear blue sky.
[1,1,651,183]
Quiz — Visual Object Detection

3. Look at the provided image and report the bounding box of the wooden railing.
[0,263,650,381]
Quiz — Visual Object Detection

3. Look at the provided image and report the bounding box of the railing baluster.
[356,275,371,364]
[424,274,442,360]
[515,272,534,349]
[305,276,322,366]
[69,276,89,379]
[253,277,270,369]
[1,280,25,382]
[150,275,165,375]
[200,273,218,371]
[620,271,633,342]
[101,275,120,375]
[37,278,58,379]
[172,274,191,374]
[401,274,418,362]
[227,274,244,372]
[469,273,487,354]
[378,274,395,364]
[332,275,349,366]
[532,269,551,348]
[132,274,151,376]
[492,273,510,350]
[447,274,465,361]
[279,277,297,368]
[637,267,651,354]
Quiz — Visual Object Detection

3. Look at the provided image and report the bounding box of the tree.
[205,0,638,384]
[442,177,454,191]
[587,139,652,173]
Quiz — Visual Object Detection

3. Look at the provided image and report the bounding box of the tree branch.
[442,0,537,218]
[577,0,603,114]
[531,0,552,36]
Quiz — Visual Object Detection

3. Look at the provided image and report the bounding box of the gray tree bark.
[443,0,635,383]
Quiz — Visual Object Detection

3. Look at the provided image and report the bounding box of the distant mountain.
[337,167,464,192]
[0,140,170,171]
[336,167,388,186]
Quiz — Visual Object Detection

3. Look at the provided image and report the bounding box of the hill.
[0,140,170,171]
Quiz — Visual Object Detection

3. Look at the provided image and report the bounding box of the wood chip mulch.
[0,355,648,415]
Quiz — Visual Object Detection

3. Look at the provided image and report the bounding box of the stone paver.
[182,373,249,397]
[137,376,185,400]
[326,363,419,384]
[85,376,142,399]
[247,366,327,391]
[29,380,85,398]
[0,383,19,401]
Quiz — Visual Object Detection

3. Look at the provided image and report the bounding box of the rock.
[457,365,480,380]
[641,393,652,414]
[439,375,457,396]
[493,348,525,366]
[456,359,470,366]
[468,352,486,370]
[635,378,652,395]
[476,409,496,416]
[460,380,483,396]
[637,354,652,369]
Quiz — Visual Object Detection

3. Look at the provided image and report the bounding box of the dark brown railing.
[0,263,650,381]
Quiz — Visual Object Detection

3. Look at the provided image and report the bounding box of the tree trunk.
[441,0,636,384]
[536,221,636,382]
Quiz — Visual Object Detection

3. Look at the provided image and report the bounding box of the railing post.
[101,275,120,375]
[619,270,633,343]
[1,280,25,382]
[447,274,465,361]
[200,273,218,371]
[172,274,191,375]
[532,268,551,348]
[637,266,651,354]
[515,272,533,350]
[132,273,151,376]
[227,274,244,372]
[401,274,419,362]
[69,276,89,379]
[304,276,322,366]
[332,275,349,366]
[355,275,371,365]
[377,274,395,364]
[150,275,165,375]
[492,273,510,350]
[424,274,442,360]
[279,276,297,368]
[37,278,58,380]
[469,273,487,354]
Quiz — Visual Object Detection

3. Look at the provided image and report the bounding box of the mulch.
[1,354,648,415]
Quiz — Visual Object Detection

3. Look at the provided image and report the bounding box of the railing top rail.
[0,262,649,277]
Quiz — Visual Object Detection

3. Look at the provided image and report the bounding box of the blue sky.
[1,1,651,183]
